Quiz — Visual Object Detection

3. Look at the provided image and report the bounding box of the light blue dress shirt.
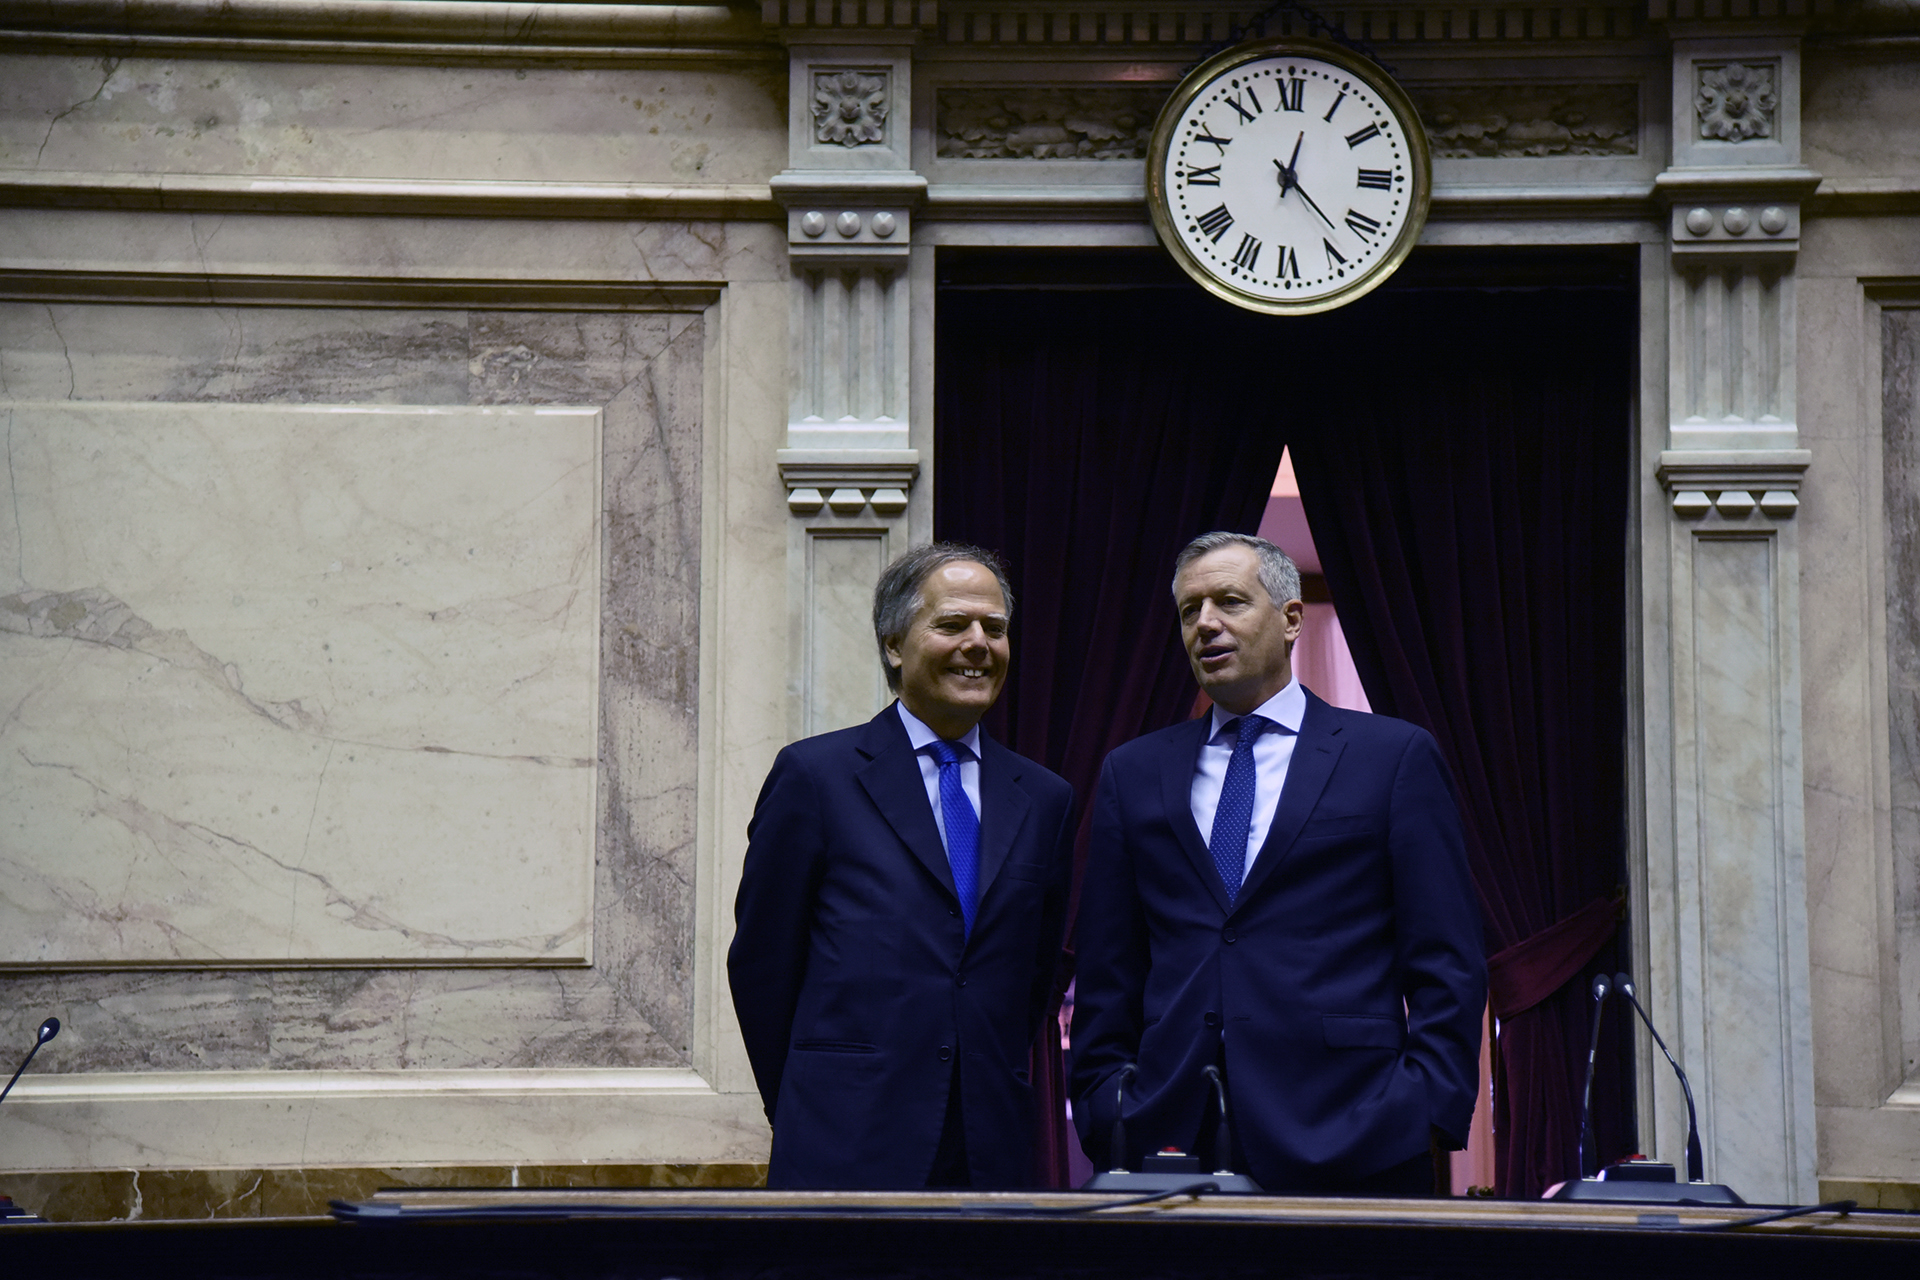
[1189,679,1306,879]
[896,700,983,853]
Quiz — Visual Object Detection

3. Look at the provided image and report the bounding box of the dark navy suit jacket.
[728,704,1074,1189]
[1070,689,1486,1188]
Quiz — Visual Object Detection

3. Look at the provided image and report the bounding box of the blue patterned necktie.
[927,739,981,935]
[1208,714,1272,905]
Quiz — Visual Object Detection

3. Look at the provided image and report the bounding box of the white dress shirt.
[1189,679,1306,879]
[897,701,983,853]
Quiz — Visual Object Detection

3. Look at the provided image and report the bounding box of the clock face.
[1148,40,1431,314]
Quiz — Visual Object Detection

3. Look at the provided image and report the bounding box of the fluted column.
[1647,32,1818,1205]
[769,18,931,737]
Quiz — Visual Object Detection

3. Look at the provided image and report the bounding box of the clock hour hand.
[1272,132,1305,199]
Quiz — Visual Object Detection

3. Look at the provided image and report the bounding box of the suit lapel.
[1162,715,1233,916]
[974,734,1031,905]
[1234,689,1345,909]
[854,705,957,900]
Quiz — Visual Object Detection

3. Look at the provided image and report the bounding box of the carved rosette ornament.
[813,70,889,147]
[1696,63,1777,142]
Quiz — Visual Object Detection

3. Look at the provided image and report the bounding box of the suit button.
[938,1045,952,1061]
[949,907,959,917]
[955,975,967,988]
[1222,927,1237,944]
[1204,1012,1220,1028]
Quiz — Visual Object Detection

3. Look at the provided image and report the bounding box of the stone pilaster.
[770,20,931,737]
[1648,31,1818,1205]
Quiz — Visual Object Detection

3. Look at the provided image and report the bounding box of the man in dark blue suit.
[729,544,1074,1190]
[1071,532,1485,1194]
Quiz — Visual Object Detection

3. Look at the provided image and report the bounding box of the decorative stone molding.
[928,3,1645,45]
[1411,84,1639,159]
[813,69,890,147]
[935,87,1167,160]
[1696,62,1779,143]
[763,0,937,30]
[1,0,779,60]
[778,452,920,517]
[1656,449,1811,517]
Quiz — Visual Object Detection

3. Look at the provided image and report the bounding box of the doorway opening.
[934,244,1637,1197]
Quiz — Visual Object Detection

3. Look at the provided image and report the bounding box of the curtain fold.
[1286,288,1637,1197]
[935,273,1635,1198]
[935,287,1289,1186]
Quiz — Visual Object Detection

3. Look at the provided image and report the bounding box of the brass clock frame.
[1147,36,1433,316]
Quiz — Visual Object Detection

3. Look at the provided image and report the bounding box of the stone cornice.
[0,171,781,219]
[0,0,780,63]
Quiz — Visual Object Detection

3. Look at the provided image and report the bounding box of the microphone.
[1107,1064,1136,1174]
[0,1018,59,1108]
[1576,974,1611,1179]
[1614,974,1704,1184]
[1201,1064,1233,1176]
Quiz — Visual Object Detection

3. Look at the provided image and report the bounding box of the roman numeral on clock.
[1231,234,1262,272]
[1278,78,1305,112]
[1344,209,1382,239]
[1276,245,1300,279]
[1324,238,1347,268]
[1193,125,1233,154]
[1225,88,1262,124]
[1195,204,1235,243]
[1356,168,1394,190]
[1345,123,1381,148]
[1183,164,1222,186]
[1323,90,1347,122]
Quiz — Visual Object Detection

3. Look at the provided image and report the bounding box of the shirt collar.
[1207,678,1305,743]
[896,699,983,758]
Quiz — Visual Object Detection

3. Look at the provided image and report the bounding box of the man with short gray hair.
[1071,530,1486,1195]
[730,542,1073,1189]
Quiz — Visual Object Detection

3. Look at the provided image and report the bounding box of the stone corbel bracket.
[1657,448,1810,519]
[1656,169,1820,264]
[778,450,921,518]
[771,171,926,264]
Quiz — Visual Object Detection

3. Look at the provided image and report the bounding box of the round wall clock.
[1147,37,1432,315]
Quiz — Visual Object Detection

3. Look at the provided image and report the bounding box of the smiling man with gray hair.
[729,542,1073,1190]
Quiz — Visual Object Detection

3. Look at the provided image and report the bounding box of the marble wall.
[0,303,705,1072]
[1883,308,1920,1088]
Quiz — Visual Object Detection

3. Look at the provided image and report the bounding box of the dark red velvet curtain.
[936,260,1636,1197]
[935,285,1289,1186]
[1283,288,1637,1197]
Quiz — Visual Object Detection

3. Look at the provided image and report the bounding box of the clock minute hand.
[1291,177,1338,232]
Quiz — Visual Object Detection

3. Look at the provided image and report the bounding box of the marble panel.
[1803,52,1920,182]
[1883,308,1920,1086]
[0,56,786,186]
[1794,275,1900,1111]
[0,303,702,1080]
[1687,531,1813,1204]
[804,531,888,737]
[0,401,600,963]
[0,1161,768,1223]
[0,209,788,290]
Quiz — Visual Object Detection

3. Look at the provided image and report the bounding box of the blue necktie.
[1208,714,1272,905]
[927,739,981,935]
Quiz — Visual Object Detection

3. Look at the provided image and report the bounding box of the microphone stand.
[1576,974,1610,1179]
[1081,1061,1261,1193]
[1552,977,1742,1205]
[1,1018,60,1224]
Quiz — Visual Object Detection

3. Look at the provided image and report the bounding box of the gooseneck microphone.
[0,1018,59,1108]
[1614,974,1705,1183]
[1201,1064,1234,1176]
[1576,974,1611,1178]
[1107,1064,1137,1174]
